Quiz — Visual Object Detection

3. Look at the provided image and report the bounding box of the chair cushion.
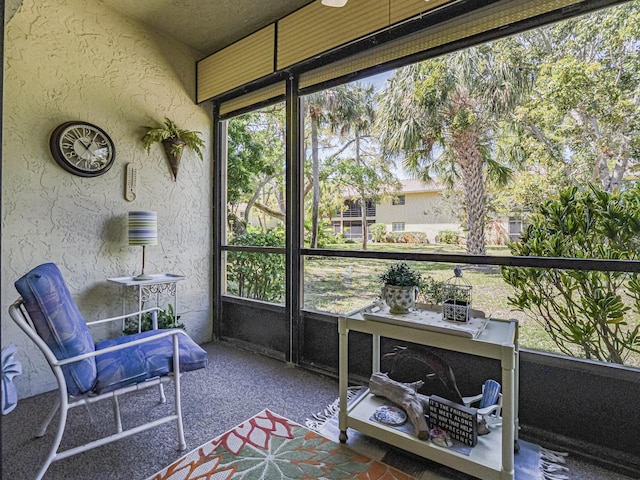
[94,330,208,394]
[14,263,97,396]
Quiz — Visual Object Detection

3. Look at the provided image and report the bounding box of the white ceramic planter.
[382,285,419,314]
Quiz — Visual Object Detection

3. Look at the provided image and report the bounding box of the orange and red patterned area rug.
[147,409,416,480]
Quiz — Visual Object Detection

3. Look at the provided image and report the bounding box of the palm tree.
[305,85,379,248]
[377,41,533,254]
[327,83,378,249]
[305,89,342,248]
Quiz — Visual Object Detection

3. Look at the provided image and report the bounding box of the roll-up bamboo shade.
[219,82,286,117]
[277,0,389,70]
[299,0,582,90]
[390,0,455,25]
[197,25,276,104]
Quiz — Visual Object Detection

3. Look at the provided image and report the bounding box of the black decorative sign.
[428,395,478,447]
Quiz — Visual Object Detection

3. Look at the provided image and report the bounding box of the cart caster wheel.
[339,431,348,443]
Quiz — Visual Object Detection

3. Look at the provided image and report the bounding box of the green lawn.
[302,242,640,367]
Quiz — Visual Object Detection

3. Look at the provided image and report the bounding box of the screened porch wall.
[213,0,640,475]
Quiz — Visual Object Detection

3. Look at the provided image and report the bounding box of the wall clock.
[49,121,116,177]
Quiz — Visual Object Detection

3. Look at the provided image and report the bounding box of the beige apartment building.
[331,179,523,243]
[235,178,522,244]
[331,179,460,242]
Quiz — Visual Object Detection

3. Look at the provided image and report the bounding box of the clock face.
[50,121,116,177]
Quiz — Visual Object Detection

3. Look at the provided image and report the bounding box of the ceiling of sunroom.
[102,0,313,55]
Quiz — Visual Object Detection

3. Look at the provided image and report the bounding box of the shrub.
[304,220,345,247]
[417,275,445,305]
[485,220,509,246]
[383,231,430,243]
[369,223,387,242]
[317,230,346,246]
[502,184,640,364]
[227,227,286,303]
[436,230,460,244]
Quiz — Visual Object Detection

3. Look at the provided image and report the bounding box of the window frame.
[392,195,406,206]
[212,0,640,361]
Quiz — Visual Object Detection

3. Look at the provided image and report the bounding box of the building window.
[343,221,362,240]
[341,199,376,218]
[392,222,405,232]
[509,218,523,241]
[392,195,406,206]
[365,200,376,217]
[342,200,361,218]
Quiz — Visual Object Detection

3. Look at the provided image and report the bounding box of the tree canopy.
[226,1,639,248]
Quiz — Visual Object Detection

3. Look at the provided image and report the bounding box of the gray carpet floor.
[1,340,635,480]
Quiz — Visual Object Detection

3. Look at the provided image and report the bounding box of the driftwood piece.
[369,372,429,440]
[393,378,432,415]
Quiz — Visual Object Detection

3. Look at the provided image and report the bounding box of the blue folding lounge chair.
[9,263,208,480]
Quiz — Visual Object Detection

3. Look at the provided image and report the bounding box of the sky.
[369,71,393,92]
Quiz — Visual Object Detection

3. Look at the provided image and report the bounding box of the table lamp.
[128,211,157,281]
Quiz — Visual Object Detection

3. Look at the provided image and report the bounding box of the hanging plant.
[141,117,205,181]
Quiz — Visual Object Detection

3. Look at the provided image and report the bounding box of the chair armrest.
[55,328,187,367]
[86,307,162,327]
[461,393,483,407]
[477,404,501,416]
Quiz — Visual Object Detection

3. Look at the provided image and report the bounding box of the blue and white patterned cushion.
[14,263,97,396]
[15,263,208,397]
[94,330,208,394]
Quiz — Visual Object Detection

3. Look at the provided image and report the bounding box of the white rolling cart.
[338,303,519,480]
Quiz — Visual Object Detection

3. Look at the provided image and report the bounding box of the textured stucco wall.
[2,0,213,398]
[4,0,24,24]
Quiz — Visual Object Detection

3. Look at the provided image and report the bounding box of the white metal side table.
[107,273,186,330]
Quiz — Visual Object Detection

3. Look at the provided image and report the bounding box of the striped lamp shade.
[128,211,158,246]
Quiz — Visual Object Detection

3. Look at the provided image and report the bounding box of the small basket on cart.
[442,266,472,323]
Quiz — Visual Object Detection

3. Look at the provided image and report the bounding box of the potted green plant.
[123,304,186,334]
[141,117,205,181]
[379,262,422,314]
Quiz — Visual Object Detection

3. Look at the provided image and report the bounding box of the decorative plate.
[372,405,407,426]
